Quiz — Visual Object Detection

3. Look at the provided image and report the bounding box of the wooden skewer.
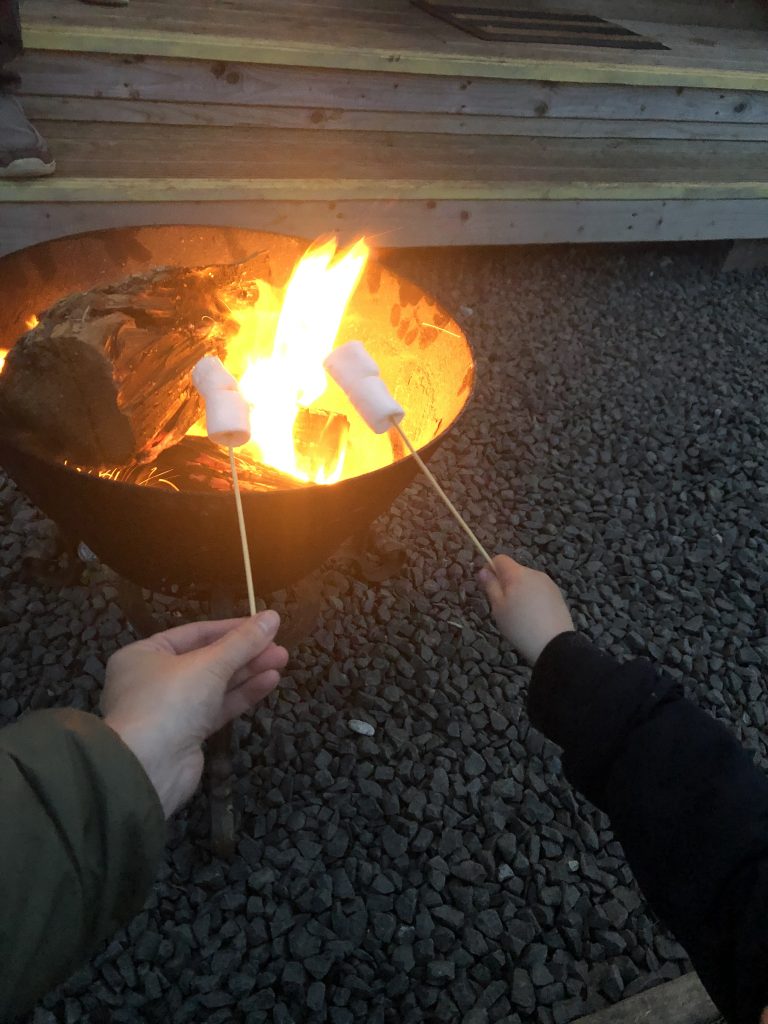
[393,420,495,569]
[228,447,257,616]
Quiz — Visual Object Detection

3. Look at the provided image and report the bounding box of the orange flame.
[225,237,369,484]
[0,316,38,374]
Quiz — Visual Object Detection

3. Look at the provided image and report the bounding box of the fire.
[0,316,38,373]
[225,237,369,484]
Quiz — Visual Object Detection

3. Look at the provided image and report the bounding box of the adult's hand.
[101,612,288,817]
[479,555,574,666]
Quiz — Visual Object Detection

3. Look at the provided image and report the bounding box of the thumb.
[202,611,281,683]
[478,564,503,607]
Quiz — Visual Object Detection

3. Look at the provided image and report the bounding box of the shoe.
[0,95,55,179]
[80,0,130,5]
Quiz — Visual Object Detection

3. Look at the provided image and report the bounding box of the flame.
[226,237,369,484]
[0,316,38,374]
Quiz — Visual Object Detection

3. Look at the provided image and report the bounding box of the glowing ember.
[0,349,7,374]
[224,237,369,484]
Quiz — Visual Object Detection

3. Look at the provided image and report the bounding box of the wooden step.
[3,122,768,199]
[2,120,768,255]
[21,0,768,90]
[6,0,768,254]
[16,50,768,143]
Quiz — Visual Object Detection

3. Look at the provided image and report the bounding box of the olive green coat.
[0,709,164,1020]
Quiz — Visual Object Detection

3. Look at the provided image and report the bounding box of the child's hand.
[479,555,574,666]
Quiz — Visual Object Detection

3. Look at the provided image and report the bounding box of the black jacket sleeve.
[529,631,768,1024]
[0,709,165,1020]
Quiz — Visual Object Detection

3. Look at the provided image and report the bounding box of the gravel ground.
[2,240,767,1024]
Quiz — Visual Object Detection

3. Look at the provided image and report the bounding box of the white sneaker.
[0,95,55,179]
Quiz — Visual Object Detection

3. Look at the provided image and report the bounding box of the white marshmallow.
[323,341,404,434]
[201,388,251,448]
[192,355,251,448]
[192,354,240,395]
[324,341,380,393]
[346,375,404,434]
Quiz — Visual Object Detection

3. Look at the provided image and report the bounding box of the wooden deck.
[2,0,768,254]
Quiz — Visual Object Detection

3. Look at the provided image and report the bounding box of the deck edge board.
[21,23,768,93]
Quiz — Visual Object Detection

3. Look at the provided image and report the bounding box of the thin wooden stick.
[393,421,495,569]
[229,447,257,616]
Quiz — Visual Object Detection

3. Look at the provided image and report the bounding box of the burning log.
[0,252,270,467]
[130,437,306,494]
[293,408,350,482]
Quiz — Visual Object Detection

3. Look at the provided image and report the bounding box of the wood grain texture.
[2,122,767,194]
[19,0,768,91]
[4,178,768,202]
[3,197,768,257]
[572,972,719,1024]
[24,95,768,142]
[18,51,768,125]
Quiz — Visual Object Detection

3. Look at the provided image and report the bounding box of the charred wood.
[0,252,270,467]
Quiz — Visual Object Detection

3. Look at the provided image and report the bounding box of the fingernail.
[255,610,280,632]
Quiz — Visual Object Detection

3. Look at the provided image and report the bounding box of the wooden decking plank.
[19,52,768,125]
[572,972,719,1024]
[24,96,768,143]
[20,3,768,92]
[4,179,768,202]
[4,197,768,258]
[17,122,767,185]
[613,18,768,58]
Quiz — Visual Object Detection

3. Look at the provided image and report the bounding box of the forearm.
[0,709,165,1019]
[529,632,768,1024]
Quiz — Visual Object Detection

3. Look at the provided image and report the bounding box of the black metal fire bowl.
[0,226,475,594]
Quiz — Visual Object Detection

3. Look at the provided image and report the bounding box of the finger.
[478,561,506,606]
[489,554,526,588]
[144,617,254,657]
[203,611,281,681]
[212,670,281,732]
[228,645,289,690]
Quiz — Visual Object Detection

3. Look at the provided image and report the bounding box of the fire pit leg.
[338,522,408,583]
[208,586,237,859]
[115,578,162,639]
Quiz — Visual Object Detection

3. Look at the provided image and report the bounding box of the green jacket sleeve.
[0,709,165,1020]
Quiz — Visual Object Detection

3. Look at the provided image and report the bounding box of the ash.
[3,242,766,1024]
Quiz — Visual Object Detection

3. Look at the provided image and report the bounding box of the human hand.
[101,612,288,817]
[479,555,574,666]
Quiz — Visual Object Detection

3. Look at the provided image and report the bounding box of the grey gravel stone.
[348,719,375,736]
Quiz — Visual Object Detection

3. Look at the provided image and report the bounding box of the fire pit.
[0,226,475,597]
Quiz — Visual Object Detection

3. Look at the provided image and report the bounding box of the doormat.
[412,3,668,50]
